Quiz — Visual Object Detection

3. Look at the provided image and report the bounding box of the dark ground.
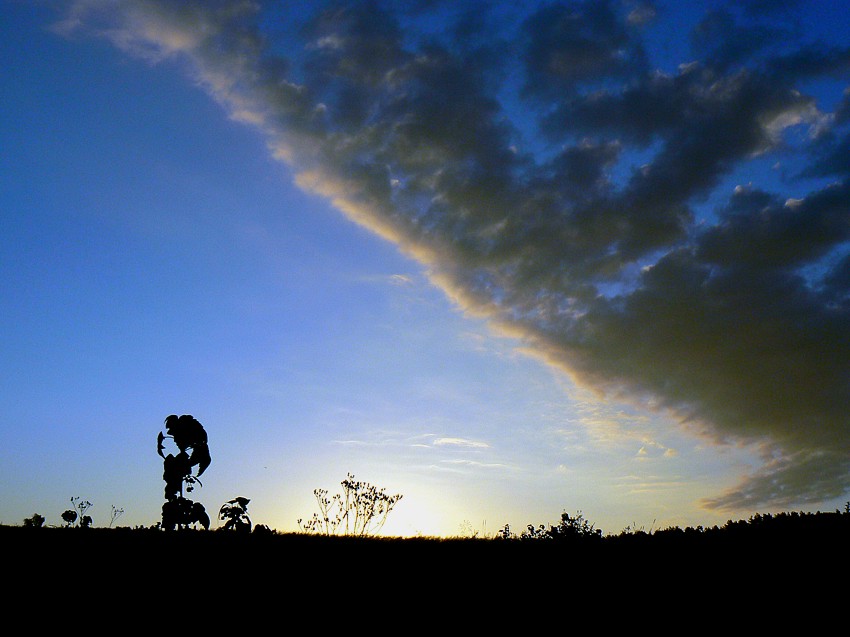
[4,514,844,625]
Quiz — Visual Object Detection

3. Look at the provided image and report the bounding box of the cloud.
[636,440,676,460]
[388,274,413,286]
[441,459,507,470]
[433,437,490,448]
[353,273,415,286]
[60,0,850,512]
[617,474,689,496]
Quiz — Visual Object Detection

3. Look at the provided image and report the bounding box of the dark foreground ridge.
[6,509,848,604]
[7,521,842,631]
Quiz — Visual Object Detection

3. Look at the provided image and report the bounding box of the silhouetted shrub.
[23,513,45,528]
[496,523,514,539]
[219,497,252,532]
[520,523,550,540]
[298,472,403,536]
[507,510,602,542]
[61,509,77,527]
[61,497,93,528]
[161,496,210,531]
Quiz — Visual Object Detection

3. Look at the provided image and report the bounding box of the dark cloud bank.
[61,0,850,513]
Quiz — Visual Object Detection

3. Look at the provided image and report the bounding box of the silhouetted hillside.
[9,515,838,629]
[7,508,847,593]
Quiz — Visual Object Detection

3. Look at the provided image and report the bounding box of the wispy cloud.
[60,0,850,512]
[353,273,415,286]
[433,437,490,448]
[440,459,510,471]
[636,441,678,460]
[616,474,690,496]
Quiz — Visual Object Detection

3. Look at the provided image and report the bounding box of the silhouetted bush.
[60,497,93,528]
[61,509,77,527]
[22,513,44,528]
[500,510,602,541]
[298,472,403,536]
[219,497,252,532]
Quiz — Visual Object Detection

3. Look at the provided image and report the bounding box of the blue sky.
[3,0,850,537]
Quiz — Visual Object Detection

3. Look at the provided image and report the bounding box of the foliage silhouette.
[252,523,273,535]
[219,497,252,532]
[161,496,210,531]
[496,523,513,540]
[298,472,403,536]
[23,513,45,528]
[61,496,93,528]
[157,414,211,530]
[519,523,549,540]
[109,505,125,528]
[498,511,601,541]
[547,511,602,540]
[457,519,483,538]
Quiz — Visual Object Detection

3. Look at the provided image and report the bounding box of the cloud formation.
[433,437,490,448]
[59,0,850,512]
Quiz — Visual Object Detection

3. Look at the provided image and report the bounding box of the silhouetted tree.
[219,497,252,532]
[157,414,211,530]
[298,473,403,536]
[23,513,45,528]
[61,509,77,527]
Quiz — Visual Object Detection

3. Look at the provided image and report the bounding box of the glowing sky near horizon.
[2,0,850,537]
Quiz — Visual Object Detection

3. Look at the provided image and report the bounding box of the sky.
[2,0,850,538]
